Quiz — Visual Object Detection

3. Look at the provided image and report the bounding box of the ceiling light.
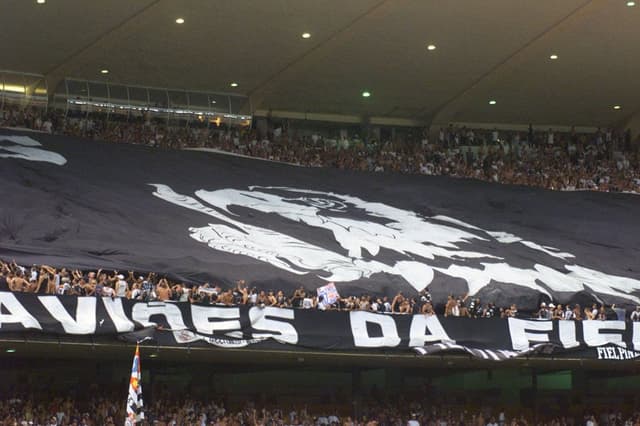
[175,18,185,24]
[549,54,558,60]
[149,353,158,358]
[489,100,497,105]
[362,91,371,98]
[427,44,436,51]
[301,32,311,39]
[211,100,217,104]
[230,82,238,87]
[613,105,621,110]
[5,349,16,353]
[627,1,636,6]
[100,69,109,74]
[36,0,46,4]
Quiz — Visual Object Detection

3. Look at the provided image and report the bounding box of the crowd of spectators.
[1,392,639,426]
[2,260,638,321]
[2,104,639,193]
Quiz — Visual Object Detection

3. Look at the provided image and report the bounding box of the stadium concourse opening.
[1,339,640,423]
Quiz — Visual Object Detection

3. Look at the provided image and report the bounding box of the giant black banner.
[1,130,640,311]
[1,292,640,360]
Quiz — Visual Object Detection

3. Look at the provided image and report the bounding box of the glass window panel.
[168,90,191,126]
[229,95,250,115]
[33,78,48,110]
[87,82,110,116]
[188,92,208,110]
[24,74,47,108]
[148,88,168,109]
[0,71,5,110]
[127,87,148,119]
[2,72,26,107]
[208,93,229,114]
[148,88,168,122]
[51,78,69,114]
[107,84,129,119]
[168,90,189,109]
[66,79,89,117]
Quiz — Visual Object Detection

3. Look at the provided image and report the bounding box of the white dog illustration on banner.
[0,135,66,165]
[150,184,640,303]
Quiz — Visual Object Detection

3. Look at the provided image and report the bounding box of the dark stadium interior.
[3,1,640,425]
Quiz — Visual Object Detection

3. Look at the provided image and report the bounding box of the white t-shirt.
[179,288,190,302]
[451,305,460,317]
[302,297,313,309]
[116,280,128,297]
[131,288,142,300]
[408,420,420,426]
[57,283,70,295]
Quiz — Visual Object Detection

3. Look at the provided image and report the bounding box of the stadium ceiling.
[2,0,639,126]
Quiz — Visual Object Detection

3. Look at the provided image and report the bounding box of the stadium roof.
[2,0,639,126]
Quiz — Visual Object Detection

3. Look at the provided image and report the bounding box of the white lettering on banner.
[0,293,42,330]
[38,296,96,334]
[350,311,401,347]
[191,305,241,334]
[101,297,134,332]
[409,315,454,347]
[249,307,298,344]
[558,320,579,348]
[132,302,187,330]
[508,318,553,351]
[582,320,626,348]
[595,346,640,360]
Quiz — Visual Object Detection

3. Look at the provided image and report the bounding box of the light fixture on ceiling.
[362,91,371,98]
[211,100,217,104]
[175,17,185,24]
[5,349,16,353]
[613,105,621,110]
[301,32,311,39]
[100,69,109,74]
[36,0,46,4]
[627,1,636,6]
[549,54,558,60]
[489,100,497,105]
[230,82,238,87]
[427,44,437,51]
[149,353,158,358]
